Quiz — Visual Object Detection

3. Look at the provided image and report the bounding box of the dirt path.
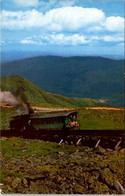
[32,106,124,112]
[86,107,124,111]
[32,107,75,112]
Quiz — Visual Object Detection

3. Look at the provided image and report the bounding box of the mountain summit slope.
[1,56,124,107]
[0,75,107,108]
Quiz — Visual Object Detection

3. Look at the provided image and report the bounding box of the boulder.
[94,146,106,155]
[89,181,109,194]
[11,177,22,189]
[73,184,85,194]
[100,168,117,187]
[22,178,28,187]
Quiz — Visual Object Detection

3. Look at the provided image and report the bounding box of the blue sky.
[1,0,124,59]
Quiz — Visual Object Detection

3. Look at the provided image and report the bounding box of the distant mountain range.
[1,75,107,108]
[1,56,124,107]
[1,52,124,63]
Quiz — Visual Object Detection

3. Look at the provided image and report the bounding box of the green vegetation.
[78,109,124,130]
[0,107,17,130]
[1,137,124,194]
[1,75,107,108]
[1,56,124,107]
[0,137,63,159]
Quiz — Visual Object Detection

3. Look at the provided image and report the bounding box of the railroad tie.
[114,181,125,194]
[114,139,122,150]
[94,139,101,149]
[59,139,63,145]
[76,138,82,146]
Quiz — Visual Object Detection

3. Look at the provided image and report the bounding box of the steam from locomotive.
[0,89,33,115]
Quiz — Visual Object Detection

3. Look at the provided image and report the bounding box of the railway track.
[1,128,124,137]
[0,129,124,149]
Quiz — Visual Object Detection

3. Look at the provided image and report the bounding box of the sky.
[0,0,125,59]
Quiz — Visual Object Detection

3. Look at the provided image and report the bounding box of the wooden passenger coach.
[10,112,79,134]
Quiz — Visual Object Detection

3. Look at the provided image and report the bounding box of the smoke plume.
[0,88,33,115]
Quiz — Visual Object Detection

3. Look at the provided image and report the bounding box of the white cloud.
[21,33,89,46]
[21,32,124,46]
[90,34,124,43]
[49,33,88,45]
[45,6,105,32]
[103,35,124,42]
[1,9,44,29]
[1,6,124,45]
[11,0,75,10]
[21,39,37,44]
[0,40,5,45]
[1,6,105,32]
[12,0,39,7]
[104,16,124,32]
[88,25,103,32]
[38,0,76,12]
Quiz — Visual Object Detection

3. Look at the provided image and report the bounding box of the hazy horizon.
[1,51,124,63]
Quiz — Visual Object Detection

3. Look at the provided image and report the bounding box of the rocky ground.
[0,137,124,194]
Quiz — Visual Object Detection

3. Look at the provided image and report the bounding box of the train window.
[54,120,58,124]
[41,119,44,124]
[42,120,45,124]
[51,119,54,124]
[58,118,60,123]
[48,119,51,124]
[49,119,51,124]
[44,120,47,124]
[40,120,43,123]
[55,119,58,123]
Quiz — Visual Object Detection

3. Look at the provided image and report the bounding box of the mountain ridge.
[1,56,124,107]
[0,75,108,108]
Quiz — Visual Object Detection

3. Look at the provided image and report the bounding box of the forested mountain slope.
[1,75,107,108]
[1,56,124,107]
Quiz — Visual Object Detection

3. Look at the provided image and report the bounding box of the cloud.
[20,32,124,47]
[1,6,105,32]
[54,0,77,8]
[103,35,124,42]
[10,0,75,9]
[0,40,5,45]
[1,9,44,29]
[39,0,76,11]
[90,34,124,42]
[12,0,39,7]
[1,6,124,50]
[2,6,123,34]
[104,16,124,32]
[45,6,105,32]
[21,33,89,46]
[50,34,87,45]
[21,39,38,44]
